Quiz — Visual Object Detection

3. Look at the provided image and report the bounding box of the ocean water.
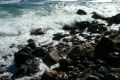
[0,0,120,79]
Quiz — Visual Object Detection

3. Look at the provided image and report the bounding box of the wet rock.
[88,21,107,33]
[14,51,34,68]
[108,13,120,26]
[67,45,87,61]
[11,58,40,79]
[76,9,87,15]
[63,25,75,31]
[53,33,68,41]
[106,73,120,80]
[74,21,91,31]
[27,39,36,49]
[30,28,46,35]
[94,37,120,66]
[41,70,59,80]
[94,37,114,57]
[43,49,60,66]
[0,76,11,80]
[86,75,100,80]
[92,12,109,21]
[32,47,48,58]
[70,29,80,35]
[59,58,72,67]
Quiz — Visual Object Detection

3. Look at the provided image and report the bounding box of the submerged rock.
[30,28,46,35]
[76,9,87,15]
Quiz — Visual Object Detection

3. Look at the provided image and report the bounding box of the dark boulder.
[76,9,87,15]
[88,21,107,33]
[53,33,68,41]
[63,25,76,31]
[108,13,120,26]
[26,39,36,50]
[11,58,40,79]
[14,47,33,67]
[94,37,120,66]
[67,45,87,61]
[32,47,48,58]
[43,49,61,66]
[30,28,46,35]
[74,21,91,31]
[95,37,114,54]
[92,12,109,21]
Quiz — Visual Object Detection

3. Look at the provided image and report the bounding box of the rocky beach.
[0,1,120,80]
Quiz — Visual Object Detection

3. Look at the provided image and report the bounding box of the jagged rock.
[30,28,46,35]
[74,21,91,31]
[53,33,68,41]
[67,45,87,61]
[11,58,40,79]
[43,49,60,66]
[14,47,33,67]
[88,21,107,33]
[32,47,48,58]
[76,9,87,15]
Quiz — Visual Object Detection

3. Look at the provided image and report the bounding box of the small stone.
[30,28,46,35]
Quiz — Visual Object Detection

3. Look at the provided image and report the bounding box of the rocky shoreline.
[1,9,120,80]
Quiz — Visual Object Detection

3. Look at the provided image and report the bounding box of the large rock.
[67,45,87,61]
[92,12,109,21]
[88,21,107,33]
[30,28,46,35]
[74,21,91,31]
[32,47,48,58]
[43,49,61,66]
[53,33,68,41]
[108,13,120,26]
[11,58,40,79]
[76,9,87,15]
[26,39,36,50]
[14,47,33,67]
[94,37,120,66]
